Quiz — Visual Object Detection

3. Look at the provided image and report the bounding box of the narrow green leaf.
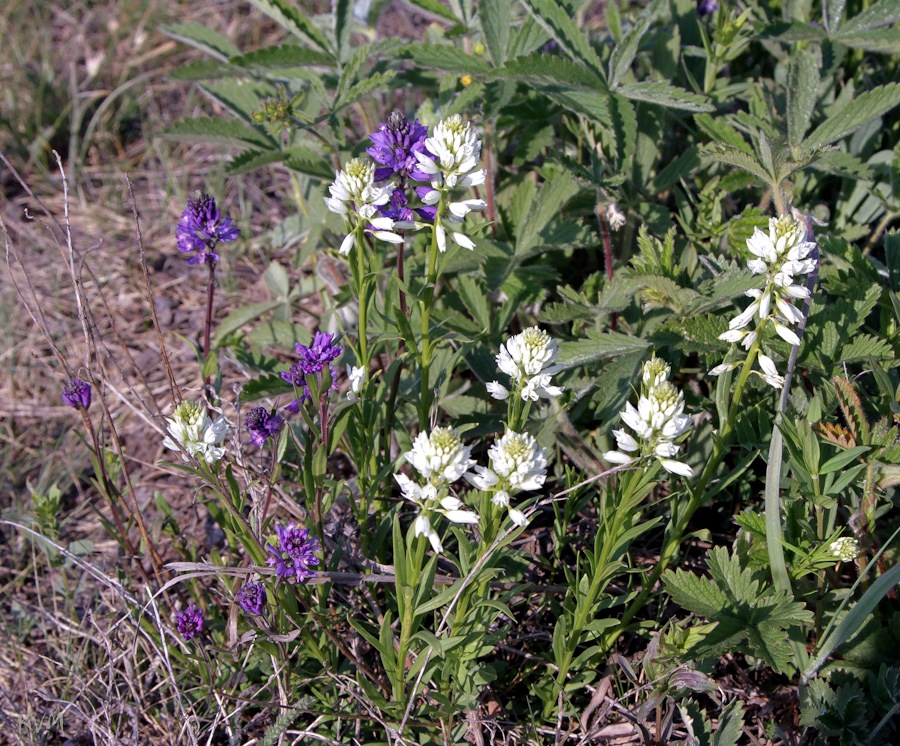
[226,150,285,176]
[162,118,275,150]
[160,23,240,61]
[200,80,270,125]
[245,0,333,53]
[818,446,870,474]
[334,70,396,110]
[840,0,900,33]
[618,81,714,112]
[170,61,241,80]
[494,53,606,90]
[282,146,334,179]
[695,113,753,153]
[823,0,847,33]
[649,147,701,193]
[608,14,652,88]
[557,331,650,371]
[702,143,773,185]
[805,82,900,147]
[401,43,491,74]
[521,0,606,78]
[787,48,818,146]
[405,0,459,22]
[609,93,637,172]
[515,171,581,256]
[335,0,354,62]
[832,29,900,54]
[229,44,332,69]
[476,1,507,67]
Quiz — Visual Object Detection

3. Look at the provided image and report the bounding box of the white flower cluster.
[466,431,548,527]
[394,427,479,553]
[324,158,403,255]
[412,114,486,252]
[163,400,230,464]
[713,215,816,388]
[487,326,564,402]
[604,356,694,477]
[829,536,859,563]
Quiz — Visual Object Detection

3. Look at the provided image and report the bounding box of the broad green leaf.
[823,0,847,33]
[832,29,900,54]
[521,0,606,78]
[608,14,652,88]
[400,43,491,74]
[335,0,353,62]
[480,0,510,66]
[229,44,332,69]
[245,0,332,54]
[840,0,900,32]
[805,82,900,147]
[162,118,275,150]
[618,81,714,112]
[160,23,240,60]
[556,331,650,371]
[787,48,818,146]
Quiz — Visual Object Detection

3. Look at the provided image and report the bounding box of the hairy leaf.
[805,82,900,147]
[618,81,714,112]
[787,48,819,146]
[162,118,275,149]
[521,0,606,77]
[244,0,332,53]
[480,0,510,66]
[160,23,241,60]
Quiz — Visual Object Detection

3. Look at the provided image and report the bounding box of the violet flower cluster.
[175,604,204,641]
[266,523,321,582]
[367,110,433,222]
[176,191,240,266]
[245,407,283,446]
[62,378,92,410]
[280,332,342,413]
[235,581,266,616]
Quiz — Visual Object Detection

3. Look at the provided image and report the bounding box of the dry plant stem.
[862,210,898,256]
[596,203,617,332]
[127,177,181,403]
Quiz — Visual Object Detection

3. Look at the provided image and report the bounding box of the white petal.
[660,459,694,477]
[371,230,404,244]
[604,450,634,465]
[486,381,509,400]
[443,509,480,525]
[339,232,355,256]
[774,323,801,346]
[508,508,528,527]
[451,232,476,250]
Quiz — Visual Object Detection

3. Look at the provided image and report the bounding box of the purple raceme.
[62,378,92,410]
[245,407,283,446]
[266,523,321,582]
[176,191,240,266]
[367,111,433,222]
[235,582,266,616]
[175,604,204,641]
[280,332,343,413]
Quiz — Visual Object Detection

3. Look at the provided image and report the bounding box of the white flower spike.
[163,400,230,464]
[491,326,563,402]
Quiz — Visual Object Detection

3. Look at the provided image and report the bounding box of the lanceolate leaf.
[400,44,492,74]
[832,29,900,54]
[521,0,606,78]
[702,143,773,185]
[333,70,396,110]
[160,23,241,61]
[229,44,333,69]
[556,331,650,371]
[839,0,900,33]
[618,81,714,112]
[787,48,819,146]
[479,0,511,66]
[163,118,276,150]
[226,149,285,176]
[245,0,332,54]
[334,0,353,62]
[805,82,900,148]
[494,54,606,90]
[608,13,652,88]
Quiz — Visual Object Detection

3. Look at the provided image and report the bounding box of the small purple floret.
[175,604,204,641]
[697,0,719,16]
[280,332,343,410]
[235,582,266,616]
[266,523,321,582]
[62,378,92,410]
[245,407,283,446]
[176,191,240,266]
[367,111,430,181]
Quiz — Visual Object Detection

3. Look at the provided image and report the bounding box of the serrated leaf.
[334,70,396,110]
[649,147,701,193]
[226,149,284,176]
[515,171,581,256]
[610,93,637,172]
[162,118,275,150]
[702,143,772,185]
[245,0,332,53]
[832,29,900,54]
[824,0,848,33]
[809,150,873,178]
[229,44,332,69]
[480,0,510,66]
[282,146,334,179]
[840,0,900,32]
[334,0,353,61]
[521,0,606,78]
[805,82,900,147]
[664,567,729,618]
[170,60,242,81]
[556,331,650,371]
[695,113,753,153]
[838,334,895,363]
[200,80,272,124]
[405,0,459,22]
[788,48,819,146]
[618,81,714,112]
[401,43,491,74]
[494,53,606,90]
[608,13,652,88]
[160,23,240,60]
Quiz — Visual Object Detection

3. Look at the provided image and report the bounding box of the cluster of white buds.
[487,326,564,402]
[466,430,549,527]
[604,356,694,477]
[324,158,403,255]
[163,400,230,464]
[393,427,479,553]
[410,115,487,252]
[712,214,816,389]
[829,536,860,563]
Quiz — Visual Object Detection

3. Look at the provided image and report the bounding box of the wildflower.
[829,537,859,563]
[176,191,240,266]
[324,158,403,254]
[281,332,343,413]
[235,582,266,616]
[466,431,549,527]
[266,523,321,582]
[605,203,626,232]
[697,0,719,16]
[488,326,564,402]
[346,365,365,400]
[394,427,478,553]
[245,407,283,446]
[604,355,694,477]
[175,604,204,641]
[410,114,486,252]
[62,378,92,410]
[163,400,229,464]
[367,111,431,184]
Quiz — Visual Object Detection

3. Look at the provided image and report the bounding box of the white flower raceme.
[466,430,549,527]
[324,158,403,255]
[163,400,230,464]
[410,115,486,252]
[393,427,479,553]
[345,365,365,401]
[488,326,564,402]
[829,536,859,563]
[603,356,693,477]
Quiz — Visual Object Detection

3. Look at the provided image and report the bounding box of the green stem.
[353,226,369,379]
[418,210,442,430]
[395,533,426,701]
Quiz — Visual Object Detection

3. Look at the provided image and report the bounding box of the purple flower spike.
[176,191,240,266]
[697,0,719,16]
[62,378,92,410]
[175,604,204,641]
[235,582,266,616]
[245,407,283,446]
[266,523,321,582]
[280,332,343,411]
[367,111,431,182]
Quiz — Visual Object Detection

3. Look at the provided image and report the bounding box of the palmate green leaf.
[664,565,729,618]
[609,94,637,172]
[651,315,728,354]
[479,0,510,66]
[494,53,606,91]
[400,43,492,74]
[521,0,606,78]
[162,118,275,150]
[556,331,650,371]
[244,0,332,54]
[839,0,900,33]
[701,143,772,185]
[787,48,819,146]
[608,13,653,88]
[160,23,241,60]
[618,81,714,112]
[229,44,332,69]
[838,334,896,365]
[515,171,581,256]
[805,82,900,148]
